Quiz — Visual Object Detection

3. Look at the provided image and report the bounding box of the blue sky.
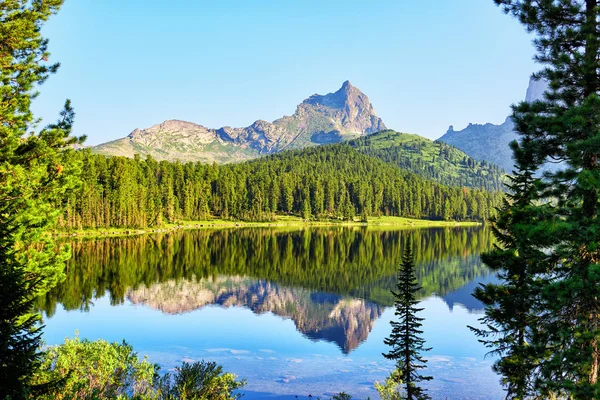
[33,0,537,145]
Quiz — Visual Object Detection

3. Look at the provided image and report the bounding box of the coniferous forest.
[58,145,503,230]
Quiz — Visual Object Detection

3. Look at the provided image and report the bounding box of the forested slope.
[59,145,503,229]
[349,130,505,191]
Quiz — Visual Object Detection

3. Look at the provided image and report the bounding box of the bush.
[32,335,157,399]
[31,336,246,399]
[156,361,246,400]
[374,369,404,400]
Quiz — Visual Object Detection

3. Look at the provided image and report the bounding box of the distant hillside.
[348,130,505,191]
[93,81,386,163]
[438,77,549,172]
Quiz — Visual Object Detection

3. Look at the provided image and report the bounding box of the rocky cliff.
[437,77,548,173]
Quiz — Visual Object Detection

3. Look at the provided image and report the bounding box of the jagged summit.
[304,81,371,113]
[438,77,549,172]
[525,76,550,103]
[304,80,363,107]
[93,81,387,163]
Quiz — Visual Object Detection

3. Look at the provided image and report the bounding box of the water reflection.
[127,277,383,353]
[39,226,494,354]
[442,273,500,313]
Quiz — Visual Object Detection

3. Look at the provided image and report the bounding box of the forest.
[57,144,503,230]
[348,130,506,191]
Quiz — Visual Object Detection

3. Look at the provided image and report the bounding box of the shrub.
[32,335,157,399]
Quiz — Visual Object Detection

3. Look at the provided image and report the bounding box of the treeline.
[349,130,505,191]
[58,145,503,229]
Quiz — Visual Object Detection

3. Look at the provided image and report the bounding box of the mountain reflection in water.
[127,277,383,353]
[39,226,494,353]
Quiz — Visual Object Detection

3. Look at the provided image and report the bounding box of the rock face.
[437,77,548,173]
[525,77,550,103]
[93,81,386,163]
[127,276,383,354]
[439,118,517,172]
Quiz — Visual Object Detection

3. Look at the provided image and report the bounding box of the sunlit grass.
[53,214,480,238]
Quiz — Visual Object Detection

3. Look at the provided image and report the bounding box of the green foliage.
[0,260,44,400]
[471,138,550,398]
[37,227,493,317]
[30,337,245,400]
[483,1,600,397]
[58,146,503,230]
[374,369,405,400]
[349,130,506,191]
[156,361,245,400]
[33,335,158,399]
[383,237,432,400]
[0,1,83,398]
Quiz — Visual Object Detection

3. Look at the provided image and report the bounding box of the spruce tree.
[0,1,83,397]
[471,137,551,399]
[491,1,600,397]
[383,236,432,400]
[0,259,45,399]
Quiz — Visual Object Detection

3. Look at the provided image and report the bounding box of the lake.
[39,226,504,399]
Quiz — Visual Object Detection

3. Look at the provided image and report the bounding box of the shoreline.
[52,216,482,239]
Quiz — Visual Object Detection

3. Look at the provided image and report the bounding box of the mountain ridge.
[93,81,386,163]
[437,77,549,172]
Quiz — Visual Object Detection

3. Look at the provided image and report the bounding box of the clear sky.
[32,0,538,145]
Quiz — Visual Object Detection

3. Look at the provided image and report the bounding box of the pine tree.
[492,1,600,397]
[471,138,551,399]
[383,236,432,400]
[0,1,83,397]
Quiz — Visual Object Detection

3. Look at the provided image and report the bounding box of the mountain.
[93,81,386,163]
[437,77,549,172]
[348,130,505,191]
[438,118,516,172]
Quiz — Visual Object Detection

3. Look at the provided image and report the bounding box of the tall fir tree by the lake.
[484,0,600,398]
[383,236,432,400]
[0,1,83,398]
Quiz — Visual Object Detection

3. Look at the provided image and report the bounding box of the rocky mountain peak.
[153,119,207,132]
[128,119,207,139]
[437,76,551,173]
[297,81,386,135]
[95,81,387,163]
[525,76,550,103]
[303,80,370,110]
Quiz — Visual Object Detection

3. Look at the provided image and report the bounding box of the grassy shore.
[53,215,481,239]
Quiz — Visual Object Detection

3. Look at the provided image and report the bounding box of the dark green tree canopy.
[479,1,600,398]
[0,1,83,398]
[56,145,503,230]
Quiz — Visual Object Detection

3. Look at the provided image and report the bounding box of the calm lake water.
[40,227,504,399]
